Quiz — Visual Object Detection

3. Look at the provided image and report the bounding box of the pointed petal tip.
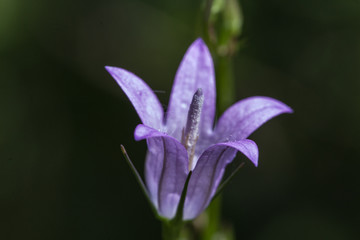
[134,124,160,141]
[166,37,215,139]
[253,158,259,167]
[267,97,293,114]
[134,124,184,149]
[194,37,205,45]
[105,66,122,76]
[243,139,259,167]
[273,102,293,117]
[106,67,164,128]
[267,96,294,114]
[105,66,130,76]
[191,38,209,52]
[286,105,294,114]
[227,139,259,167]
[134,124,147,141]
[281,105,294,118]
[104,65,115,72]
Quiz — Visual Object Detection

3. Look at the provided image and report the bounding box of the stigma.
[182,88,204,171]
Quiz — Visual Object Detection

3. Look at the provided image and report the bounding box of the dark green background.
[1,0,359,239]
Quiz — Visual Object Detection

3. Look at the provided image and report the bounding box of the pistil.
[182,88,204,171]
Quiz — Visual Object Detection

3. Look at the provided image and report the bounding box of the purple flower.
[106,39,292,220]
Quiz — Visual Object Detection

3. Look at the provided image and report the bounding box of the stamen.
[182,88,204,170]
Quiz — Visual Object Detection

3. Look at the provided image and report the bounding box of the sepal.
[120,145,159,217]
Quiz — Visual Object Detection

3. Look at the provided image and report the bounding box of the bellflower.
[106,39,292,221]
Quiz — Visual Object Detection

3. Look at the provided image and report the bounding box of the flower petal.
[214,96,293,141]
[183,140,258,220]
[135,124,189,219]
[166,38,216,141]
[106,66,164,129]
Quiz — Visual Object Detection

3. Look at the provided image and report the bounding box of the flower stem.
[201,195,222,240]
[162,221,183,240]
[198,0,243,238]
[216,54,235,113]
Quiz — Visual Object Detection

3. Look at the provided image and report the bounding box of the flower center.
[181,88,204,171]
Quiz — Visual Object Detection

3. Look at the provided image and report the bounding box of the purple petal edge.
[183,139,259,220]
[105,66,164,129]
[215,96,293,142]
[134,124,189,219]
[165,38,216,141]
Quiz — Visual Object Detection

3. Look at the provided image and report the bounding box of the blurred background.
[1,0,359,239]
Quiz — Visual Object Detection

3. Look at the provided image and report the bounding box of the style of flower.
[106,39,292,221]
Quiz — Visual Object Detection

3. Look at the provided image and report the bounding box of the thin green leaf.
[212,162,245,201]
[120,144,158,216]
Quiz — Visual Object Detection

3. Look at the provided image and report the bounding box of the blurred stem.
[198,0,241,238]
[162,221,183,240]
[201,0,213,51]
[201,195,222,240]
[204,0,214,25]
[216,54,235,113]
[200,55,235,238]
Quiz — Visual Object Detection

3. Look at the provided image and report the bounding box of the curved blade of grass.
[120,144,158,216]
[212,162,245,201]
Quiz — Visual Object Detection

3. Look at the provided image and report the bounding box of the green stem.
[200,0,238,238]
[200,48,236,240]
[162,221,183,240]
[215,55,235,114]
[201,195,222,240]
